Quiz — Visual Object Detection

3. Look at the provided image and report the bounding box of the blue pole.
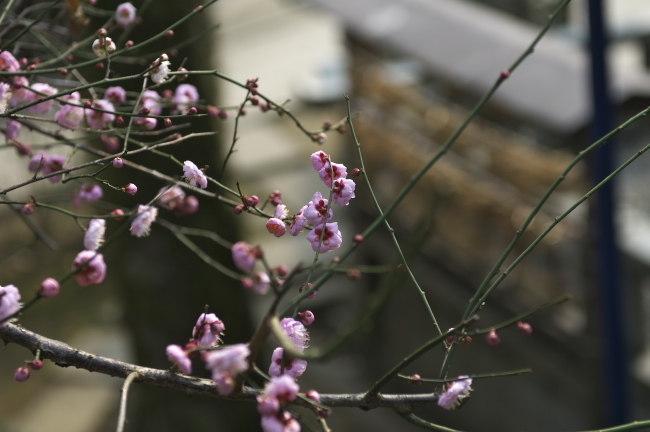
[587,0,628,425]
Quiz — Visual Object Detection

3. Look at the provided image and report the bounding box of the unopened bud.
[163,118,172,128]
[297,310,315,326]
[14,366,30,382]
[353,234,363,245]
[409,374,423,386]
[234,204,245,214]
[352,168,362,177]
[22,203,34,215]
[112,157,124,168]
[186,107,198,115]
[306,389,320,403]
[124,40,134,48]
[517,321,533,336]
[31,359,43,370]
[486,328,501,346]
[166,30,174,38]
[111,209,125,220]
[123,183,137,196]
[39,278,60,298]
[115,116,125,127]
[138,107,150,116]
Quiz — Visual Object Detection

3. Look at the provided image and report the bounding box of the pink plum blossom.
[72,250,107,286]
[85,99,115,129]
[27,83,57,114]
[0,284,21,326]
[130,205,158,237]
[260,411,301,432]
[55,92,84,129]
[264,375,299,404]
[280,318,309,352]
[166,344,192,375]
[318,162,347,188]
[252,272,271,294]
[269,348,307,379]
[115,2,137,28]
[311,151,329,171]
[84,219,106,250]
[203,344,250,396]
[28,152,67,182]
[274,204,288,219]
[306,222,342,253]
[0,51,20,72]
[105,86,126,105]
[182,160,208,189]
[140,90,162,115]
[192,313,225,348]
[303,192,333,225]
[9,77,31,107]
[257,394,280,416]
[5,119,21,141]
[437,376,473,410]
[266,218,286,238]
[0,82,10,113]
[289,207,308,236]
[332,178,355,206]
[232,241,257,272]
[157,186,186,210]
[173,84,199,112]
[136,116,156,130]
[74,183,103,207]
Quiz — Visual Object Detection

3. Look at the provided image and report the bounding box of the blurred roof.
[303,0,650,134]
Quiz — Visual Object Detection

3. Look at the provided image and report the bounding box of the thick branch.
[0,323,440,410]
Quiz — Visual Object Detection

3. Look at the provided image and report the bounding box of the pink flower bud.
[353,234,363,245]
[207,105,219,117]
[123,183,137,196]
[14,366,30,382]
[111,209,125,220]
[163,118,172,128]
[218,109,229,120]
[352,168,362,177]
[22,203,34,215]
[306,389,320,403]
[297,310,315,326]
[517,321,533,336]
[234,204,245,214]
[409,374,423,386]
[186,107,198,115]
[31,359,43,370]
[266,218,286,238]
[115,116,125,127]
[39,278,60,298]
[112,157,124,168]
[322,119,333,130]
[166,30,174,38]
[486,328,500,346]
[138,107,150,116]
[315,132,327,145]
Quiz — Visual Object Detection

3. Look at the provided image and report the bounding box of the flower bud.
[111,209,125,220]
[14,366,30,382]
[31,360,43,370]
[22,203,34,215]
[353,234,363,245]
[298,310,315,326]
[315,132,327,145]
[409,374,423,386]
[112,157,124,168]
[138,107,150,116]
[166,30,174,38]
[39,278,60,298]
[306,389,320,403]
[233,204,245,214]
[517,321,533,336]
[187,107,198,115]
[163,118,172,128]
[218,109,229,119]
[352,168,362,177]
[123,183,137,196]
[486,328,500,346]
[115,116,125,127]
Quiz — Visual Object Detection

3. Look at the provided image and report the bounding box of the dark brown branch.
[0,323,440,410]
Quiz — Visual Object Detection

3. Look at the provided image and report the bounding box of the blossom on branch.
[280,318,309,352]
[85,99,115,129]
[231,241,258,272]
[74,183,103,207]
[203,344,250,396]
[115,2,137,29]
[268,348,307,379]
[166,344,192,375]
[92,37,116,58]
[28,152,67,183]
[173,84,199,112]
[55,92,83,129]
[71,251,107,286]
[192,313,225,348]
[266,218,286,238]
[182,161,208,189]
[130,205,158,237]
[27,83,57,114]
[0,51,20,72]
[332,178,355,206]
[84,218,106,250]
[303,192,333,225]
[306,222,342,253]
[0,284,21,326]
[150,55,171,84]
[437,376,473,410]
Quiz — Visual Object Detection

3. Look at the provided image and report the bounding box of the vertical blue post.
[587,0,628,425]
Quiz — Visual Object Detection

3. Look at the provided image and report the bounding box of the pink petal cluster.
[130,205,158,237]
[166,344,192,375]
[74,183,103,207]
[437,376,473,410]
[232,241,258,273]
[0,51,20,72]
[115,2,137,28]
[157,186,199,216]
[280,318,309,352]
[173,84,199,112]
[86,99,115,129]
[182,161,208,189]
[332,178,355,206]
[303,192,333,225]
[266,218,286,238]
[0,82,11,113]
[9,77,31,107]
[258,376,301,432]
[306,222,342,253]
[289,208,308,236]
[203,344,250,396]
[268,348,307,379]
[252,272,271,294]
[28,152,67,182]
[105,86,126,105]
[55,92,84,129]
[27,83,58,114]
[5,119,21,141]
[84,218,106,250]
[192,313,225,348]
[150,55,171,84]
[72,250,107,286]
[0,284,21,326]
[92,38,116,58]
[140,90,162,115]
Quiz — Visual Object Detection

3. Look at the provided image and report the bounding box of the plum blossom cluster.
[165,313,251,397]
[269,317,310,379]
[257,375,301,432]
[0,285,21,327]
[166,312,227,376]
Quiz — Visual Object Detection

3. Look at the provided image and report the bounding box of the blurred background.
[3,0,650,431]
